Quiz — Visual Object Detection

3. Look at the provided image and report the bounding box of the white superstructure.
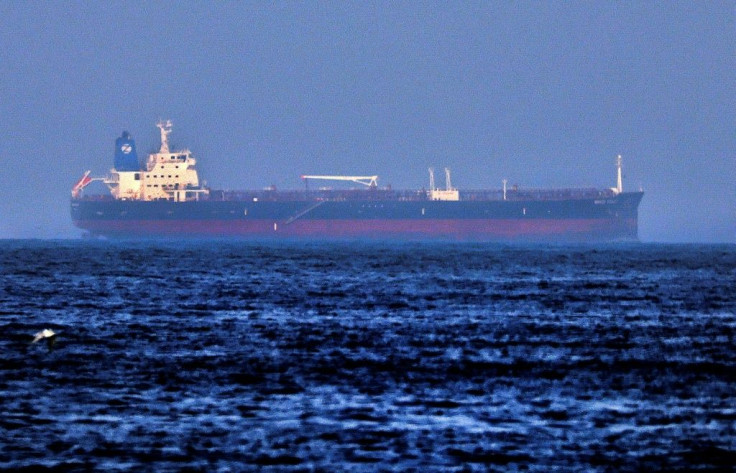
[74,120,208,202]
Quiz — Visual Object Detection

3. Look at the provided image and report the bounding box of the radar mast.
[157,120,173,153]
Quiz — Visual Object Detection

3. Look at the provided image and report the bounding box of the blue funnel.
[114,131,140,171]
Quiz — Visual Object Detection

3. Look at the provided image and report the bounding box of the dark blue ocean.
[1,241,734,472]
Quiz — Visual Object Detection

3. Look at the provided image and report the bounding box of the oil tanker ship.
[71,121,643,241]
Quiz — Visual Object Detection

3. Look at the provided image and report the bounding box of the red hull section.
[75,218,638,242]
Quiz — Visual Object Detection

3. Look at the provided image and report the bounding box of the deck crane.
[300,175,379,187]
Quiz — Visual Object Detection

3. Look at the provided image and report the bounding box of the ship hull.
[71,192,643,242]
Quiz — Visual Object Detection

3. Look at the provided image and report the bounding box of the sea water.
[1,241,734,472]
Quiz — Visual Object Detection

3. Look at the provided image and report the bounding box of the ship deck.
[75,187,617,203]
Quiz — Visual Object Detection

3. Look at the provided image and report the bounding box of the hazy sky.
[1,1,733,241]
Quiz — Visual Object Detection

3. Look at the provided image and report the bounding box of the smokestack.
[114,131,140,171]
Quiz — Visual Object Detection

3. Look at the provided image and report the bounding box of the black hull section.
[71,192,643,242]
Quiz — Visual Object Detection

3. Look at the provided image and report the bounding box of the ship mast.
[444,168,455,191]
[616,154,623,193]
[157,120,173,153]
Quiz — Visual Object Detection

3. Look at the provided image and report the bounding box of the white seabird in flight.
[32,328,56,344]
